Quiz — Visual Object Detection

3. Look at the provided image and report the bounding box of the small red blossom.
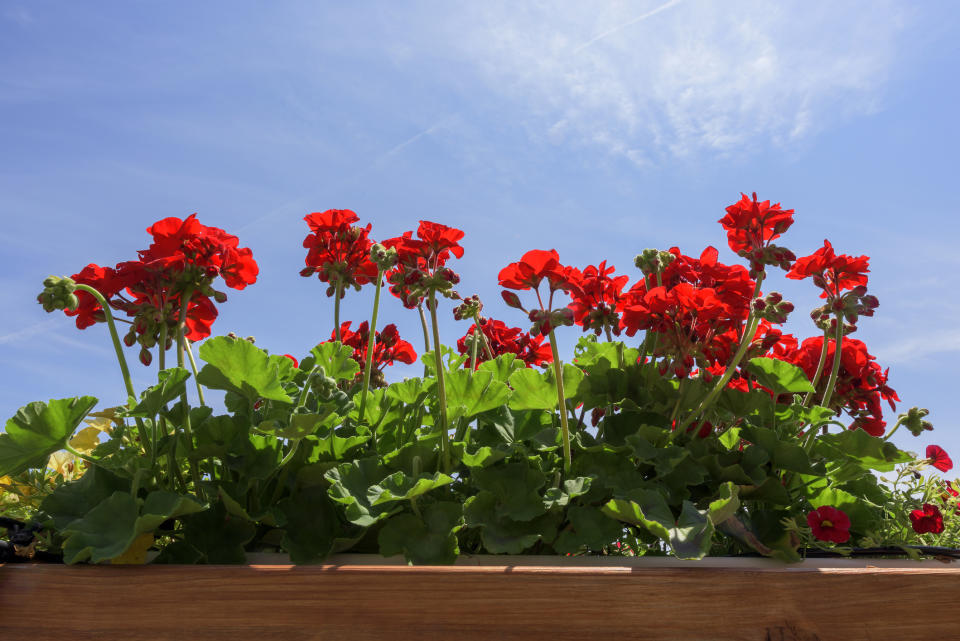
[301,209,378,296]
[456,318,553,368]
[566,261,629,336]
[718,193,796,276]
[329,321,417,387]
[785,240,869,299]
[926,445,953,473]
[806,506,851,543]
[499,249,582,336]
[910,503,945,535]
[382,222,465,308]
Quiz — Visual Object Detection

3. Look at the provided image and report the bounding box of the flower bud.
[501,290,525,310]
[139,348,152,367]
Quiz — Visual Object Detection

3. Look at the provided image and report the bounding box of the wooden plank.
[2,563,960,640]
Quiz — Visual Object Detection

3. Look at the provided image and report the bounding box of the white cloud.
[434,0,908,162]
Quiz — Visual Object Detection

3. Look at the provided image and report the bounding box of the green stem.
[334,281,343,343]
[469,324,480,372]
[676,275,765,436]
[548,328,572,474]
[183,338,207,406]
[428,292,450,472]
[819,315,845,409]
[472,314,495,361]
[882,416,906,442]
[802,326,831,407]
[74,284,137,401]
[669,378,688,425]
[73,283,151,458]
[418,303,431,377]
[176,287,203,500]
[359,269,385,423]
[64,443,98,467]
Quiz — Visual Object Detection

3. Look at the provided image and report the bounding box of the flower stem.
[334,281,343,343]
[64,443,98,467]
[358,269,385,423]
[428,292,450,472]
[802,326,831,407]
[74,284,136,401]
[819,315,845,409]
[183,338,207,406]
[418,303,431,376]
[176,287,203,500]
[469,324,480,372]
[676,274,764,436]
[548,328,572,474]
[472,313,495,361]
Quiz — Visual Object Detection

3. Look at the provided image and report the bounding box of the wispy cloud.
[875,329,960,365]
[434,1,908,163]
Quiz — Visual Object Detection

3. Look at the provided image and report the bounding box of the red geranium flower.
[806,506,851,543]
[785,239,869,299]
[382,221,464,308]
[718,192,796,276]
[301,209,378,296]
[926,445,953,473]
[456,318,553,368]
[329,321,417,386]
[566,261,629,336]
[910,503,945,535]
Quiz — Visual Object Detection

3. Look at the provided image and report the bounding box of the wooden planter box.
[2,555,959,640]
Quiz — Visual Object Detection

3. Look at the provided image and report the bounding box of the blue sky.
[1,1,958,459]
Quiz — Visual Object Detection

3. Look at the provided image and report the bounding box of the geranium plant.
[1,197,957,566]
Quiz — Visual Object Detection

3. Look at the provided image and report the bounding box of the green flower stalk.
[548,328,573,473]
[428,292,451,472]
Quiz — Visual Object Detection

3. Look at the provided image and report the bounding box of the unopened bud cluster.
[37,276,79,313]
[370,243,398,272]
[528,307,574,336]
[634,249,676,278]
[452,295,483,321]
[740,244,796,279]
[901,406,933,437]
[752,292,794,324]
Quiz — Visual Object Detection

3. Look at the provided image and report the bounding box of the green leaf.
[378,501,463,564]
[180,500,256,563]
[507,368,558,410]
[385,377,434,404]
[0,396,98,476]
[471,461,547,521]
[40,466,130,531]
[198,336,291,403]
[194,415,248,458]
[451,442,510,468]
[276,485,339,564]
[477,354,525,382]
[543,477,592,510]
[309,341,361,382]
[61,490,205,564]
[127,368,191,418]
[325,458,401,527]
[369,471,455,505]
[463,492,560,554]
[553,506,624,554]
[740,425,822,475]
[718,427,742,450]
[602,490,714,559]
[744,357,815,395]
[257,412,333,440]
[444,369,511,422]
[708,482,740,524]
[814,429,912,471]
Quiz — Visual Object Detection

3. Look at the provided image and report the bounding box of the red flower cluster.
[63,214,258,365]
[566,261,629,337]
[783,336,898,436]
[910,504,945,535]
[383,221,464,308]
[620,247,759,377]
[499,249,582,336]
[330,321,417,386]
[300,209,378,297]
[806,506,851,543]
[456,319,553,369]
[786,240,869,299]
[718,192,796,277]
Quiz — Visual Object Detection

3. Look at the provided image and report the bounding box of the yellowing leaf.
[48,450,79,480]
[0,474,33,497]
[110,533,154,565]
[70,426,103,453]
[85,407,123,433]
